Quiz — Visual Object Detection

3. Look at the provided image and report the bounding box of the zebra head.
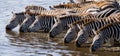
[90,30,103,52]
[6,12,26,30]
[64,24,79,43]
[28,15,42,32]
[49,19,63,38]
[75,29,87,47]
[19,13,36,32]
[75,25,90,47]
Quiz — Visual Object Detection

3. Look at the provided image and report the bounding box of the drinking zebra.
[76,13,120,47]
[49,0,120,38]
[19,12,39,32]
[63,3,120,43]
[20,9,69,32]
[6,5,47,31]
[25,5,47,12]
[28,14,57,32]
[6,12,26,30]
[90,22,120,52]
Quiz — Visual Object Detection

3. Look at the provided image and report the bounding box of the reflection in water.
[5,30,95,56]
[3,0,120,55]
[6,30,120,56]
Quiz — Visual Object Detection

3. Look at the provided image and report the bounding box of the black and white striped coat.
[6,12,26,30]
[91,22,120,52]
[28,14,57,32]
[64,4,120,43]
[76,13,120,47]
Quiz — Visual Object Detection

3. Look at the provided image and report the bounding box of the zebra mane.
[97,0,119,9]
[25,5,46,10]
[72,18,95,25]
[96,22,120,34]
[82,14,120,27]
[52,3,81,8]
[36,14,57,18]
[25,11,40,16]
[14,12,26,15]
[82,18,98,26]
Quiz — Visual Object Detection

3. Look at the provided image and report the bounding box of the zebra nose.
[75,40,81,47]
[6,26,12,30]
[90,45,96,52]
[19,28,27,32]
[64,39,69,43]
[28,28,33,32]
[49,33,55,38]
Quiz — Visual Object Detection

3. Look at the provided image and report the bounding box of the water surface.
[0,0,120,56]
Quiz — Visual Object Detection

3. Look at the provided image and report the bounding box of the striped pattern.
[76,13,120,47]
[63,1,120,43]
[49,13,98,38]
[19,13,39,32]
[29,9,70,15]
[91,22,120,51]
[28,14,56,32]
[25,5,47,12]
[6,12,26,30]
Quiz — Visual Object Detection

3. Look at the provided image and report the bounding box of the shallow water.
[1,0,120,56]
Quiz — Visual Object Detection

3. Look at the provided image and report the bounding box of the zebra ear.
[25,13,30,17]
[11,11,15,15]
[49,6,54,10]
[92,29,97,35]
[63,2,65,4]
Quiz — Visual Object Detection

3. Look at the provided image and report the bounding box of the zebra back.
[25,5,47,12]
[96,22,120,34]
[97,1,119,10]
[29,9,70,16]
[51,1,97,9]
[50,3,81,9]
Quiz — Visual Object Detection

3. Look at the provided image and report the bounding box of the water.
[0,0,120,56]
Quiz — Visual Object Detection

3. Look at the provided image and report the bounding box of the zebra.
[20,9,69,32]
[64,18,96,43]
[49,3,81,10]
[6,12,26,30]
[68,0,92,3]
[28,14,57,32]
[25,5,47,12]
[49,5,120,38]
[64,3,120,43]
[49,13,97,38]
[29,9,70,15]
[75,13,120,47]
[19,12,39,32]
[49,1,97,10]
[90,22,120,52]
